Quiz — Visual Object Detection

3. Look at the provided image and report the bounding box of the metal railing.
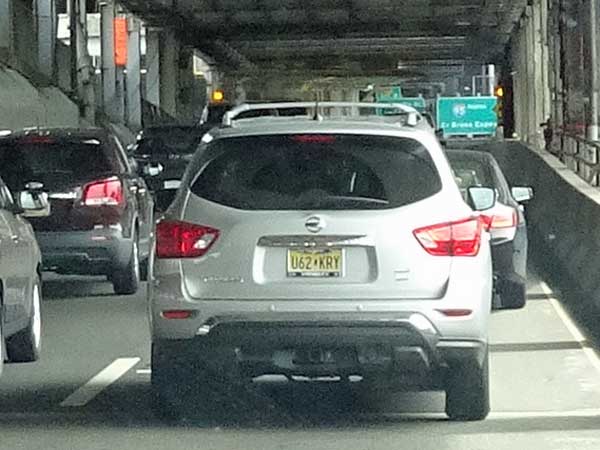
[553,131,600,186]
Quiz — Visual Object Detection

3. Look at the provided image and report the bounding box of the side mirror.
[467,186,496,211]
[18,189,50,218]
[511,186,534,203]
[143,162,164,177]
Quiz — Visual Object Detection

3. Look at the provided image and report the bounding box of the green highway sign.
[436,96,498,136]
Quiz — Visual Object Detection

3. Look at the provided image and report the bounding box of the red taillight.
[156,220,220,259]
[481,209,518,230]
[161,310,194,319]
[19,136,55,145]
[413,217,483,257]
[291,135,336,144]
[82,178,124,206]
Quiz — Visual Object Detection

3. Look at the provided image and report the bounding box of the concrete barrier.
[0,65,80,130]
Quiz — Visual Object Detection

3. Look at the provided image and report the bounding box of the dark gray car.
[447,149,534,310]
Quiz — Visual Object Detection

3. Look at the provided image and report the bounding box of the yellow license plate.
[287,249,343,277]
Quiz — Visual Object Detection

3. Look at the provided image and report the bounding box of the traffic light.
[211,89,225,103]
[494,85,504,123]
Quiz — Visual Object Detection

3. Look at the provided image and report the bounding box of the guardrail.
[554,131,600,186]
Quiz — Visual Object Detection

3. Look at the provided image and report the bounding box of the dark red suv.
[0,128,154,295]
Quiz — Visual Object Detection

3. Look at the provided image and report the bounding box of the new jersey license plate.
[287,248,343,278]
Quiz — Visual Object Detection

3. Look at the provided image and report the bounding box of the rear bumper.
[37,227,132,275]
[153,315,486,382]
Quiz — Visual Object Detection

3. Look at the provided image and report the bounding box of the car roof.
[0,127,110,142]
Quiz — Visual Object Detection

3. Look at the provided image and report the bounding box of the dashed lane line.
[60,357,141,407]
[539,281,600,375]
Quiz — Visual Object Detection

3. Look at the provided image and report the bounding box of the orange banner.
[114,17,128,67]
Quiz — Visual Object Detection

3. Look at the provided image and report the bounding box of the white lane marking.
[136,368,151,375]
[490,409,600,419]
[363,409,600,421]
[60,357,140,407]
[539,281,600,374]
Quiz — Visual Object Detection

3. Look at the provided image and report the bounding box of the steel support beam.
[126,17,142,130]
[145,29,161,107]
[101,0,118,121]
[159,30,179,119]
[37,0,56,78]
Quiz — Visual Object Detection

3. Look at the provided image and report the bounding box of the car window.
[0,180,13,210]
[134,135,199,157]
[0,139,123,191]
[191,134,442,210]
[447,153,510,203]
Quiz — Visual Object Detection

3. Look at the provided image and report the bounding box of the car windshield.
[191,134,442,210]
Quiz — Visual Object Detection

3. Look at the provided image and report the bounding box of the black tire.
[445,351,490,421]
[140,258,149,282]
[112,236,140,295]
[6,276,41,363]
[151,342,204,422]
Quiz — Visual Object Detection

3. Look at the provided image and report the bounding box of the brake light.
[413,217,483,257]
[481,209,518,230]
[291,135,336,144]
[82,178,124,206]
[19,136,55,145]
[156,220,220,259]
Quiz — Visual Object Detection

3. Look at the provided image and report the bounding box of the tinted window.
[191,134,441,210]
[0,139,124,191]
[134,132,202,157]
[0,180,13,209]
[448,156,495,190]
[447,153,511,203]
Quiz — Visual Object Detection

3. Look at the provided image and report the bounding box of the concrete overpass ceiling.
[122,0,528,80]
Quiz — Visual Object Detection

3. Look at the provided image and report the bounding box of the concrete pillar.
[159,30,179,119]
[100,1,118,121]
[540,0,551,123]
[145,28,161,107]
[126,17,142,130]
[524,11,535,144]
[0,0,10,57]
[37,0,55,78]
[99,5,127,126]
[585,0,599,140]
[532,2,545,145]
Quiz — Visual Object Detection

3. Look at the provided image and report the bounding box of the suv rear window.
[191,134,442,210]
[0,139,124,191]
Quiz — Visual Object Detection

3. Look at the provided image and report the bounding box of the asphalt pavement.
[1,269,600,450]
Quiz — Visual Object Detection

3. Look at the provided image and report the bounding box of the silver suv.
[148,102,496,421]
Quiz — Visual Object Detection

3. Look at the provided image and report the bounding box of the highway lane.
[1,269,600,450]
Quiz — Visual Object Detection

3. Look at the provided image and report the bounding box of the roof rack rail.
[222,101,421,127]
